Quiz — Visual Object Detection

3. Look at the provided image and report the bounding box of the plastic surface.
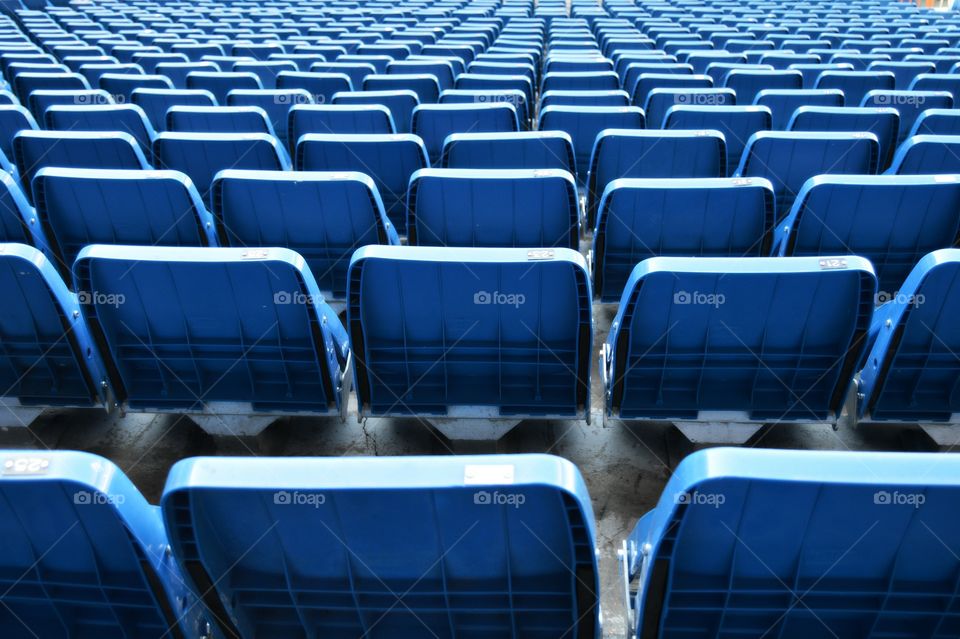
[538,105,645,183]
[664,105,772,176]
[787,106,900,170]
[888,134,960,175]
[166,105,274,136]
[44,104,155,153]
[442,130,576,174]
[413,103,519,164]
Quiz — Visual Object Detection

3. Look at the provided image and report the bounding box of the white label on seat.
[819,258,848,270]
[464,464,515,485]
[527,249,554,260]
[2,456,49,476]
[935,174,957,183]
[241,249,270,260]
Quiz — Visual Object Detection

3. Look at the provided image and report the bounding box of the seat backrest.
[0,104,36,160]
[626,447,960,639]
[211,169,396,300]
[412,103,519,163]
[226,88,312,145]
[907,108,960,137]
[332,89,419,133]
[153,132,290,201]
[275,70,353,102]
[860,90,954,146]
[233,60,297,90]
[166,105,274,135]
[26,88,113,121]
[605,255,876,420]
[43,104,155,154]
[288,104,395,153]
[308,61,376,90]
[154,61,220,90]
[631,71,713,107]
[539,89,630,109]
[161,453,600,639]
[593,177,774,302]
[363,72,441,104]
[348,245,592,418]
[295,133,428,235]
[407,168,579,249]
[440,87,531,124]
[538,105,645,182]
[665,104,773,175]
[787,105,900,168]
[723,69,803,104]
[736,131,880,220]
[888,134,960,175]
[99,72,173,102]
[185,71,263,103]
[74,245,348,413]
[815,70,896,105]
[909,72,960,104]
[34,167,216,272]
[13,71,89,101]
[788,62,855,89]
[753,88,844,129]
[454,72,534,105]
[0,449,205,638]
[130,88,217,132]
[441,130,577,175]
[643,87,735,129]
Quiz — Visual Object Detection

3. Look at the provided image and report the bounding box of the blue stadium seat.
[754,88,844,129]
[211,170,399,301]
[0,449,205,636]
[26,88,114,121]
[816,70,896,105]
[593,178,774,303]
[861,90,954,146]
[154,61,219,90]
[587,129,726,225]
[542,70,620,93]
[908,108,960,137]
[442,130,577,175]
[363,73,441,104]
[233,60,297,90]
[161,454,599,636]
[454,72,534,107]
[909,73,960,104]
[0,105,36,160]
[440,87,531,127]
[776,174,960,296]
[185,71,262,103]
[407,168,578,249]
[74,245,351,434]
[624,447,960,637]
[332,89,419,133]
[44,104,155,154]
[643,87,735,129]
[348,246,592,424]
[723,69,803,105]
[631,72,712,107]
[602,256,876,440]
[887,134,960,175]
[869,60,937,89]
[153,132,290,201]
[13,130,150,205]
[226,88,311,147]
[789,62,855,89]
[412,103,519,164]
[736,131,880,220]
[275,70,352,102]
[296,133,428,235]
[131,88,217,132]
[99,73,173,102]
[538,105,645,183]
[665,105,773,176]
[77,62,142,88]
[308,61,376,91]
[859,249,960,430]
[0,172,38,249]
[539,89,630,109]
[34,167,217,271]
[388,58,455,90]
[288,104,395,153]
[787,105,900,169]
[166,105,274,136]
[13,72,89,102]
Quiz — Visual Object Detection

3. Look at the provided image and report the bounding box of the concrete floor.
[0,297,926,639]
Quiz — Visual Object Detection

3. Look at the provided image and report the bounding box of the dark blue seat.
[153,132,290,201]
[388,59,455,90]
[185,71,262,103]
[98,73,173,102]
[226,88,312,147]
[407,168,579,249]
[754,88,844,129]
[44,104,155,155]
[887,134,960,175]
[442,130,577,175]
[587,129,726,226]
[412,103,519,164]
[542,70,620,93]
[787,106,900,169]
[288,104,395,153]
[454,72,534,107]
[276,70,352,102]
[538,105,645,183]
[789,62,855,89]
[130,88,217,132]
[296,133,428,235]
[539,89,630,109]
[643,87,736,129]
[348,246,592,421]
[161,453,600,638]
[332,89,419,133]
[593,178,774,303]
[211,170,399,300]
[74,245,350,434]
[33,167,217,272]
[736,131,880,220]
[859,249,960,427]
[624,447,960,638]
[909,73,960,104]
[166,105,274,136]
[861,90,954,146]
[631,72,712,107]
[869,60,938,89]
[26,88,114,121]
[154,61,219,90]
[665,105,773,176]
[440,88,531,126]
[13,72,89,102]
[0,173,38,249]
[363,73,441,104]
[308,61,376,91]
[907,108,960,137]
[233,60,297,90]
[723,69,803,105]
[0,105,36,160]
[603,256,876,436]
[816,70,896,105]
[0,449,205,637]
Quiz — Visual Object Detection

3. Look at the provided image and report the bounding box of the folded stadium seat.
[815,70,896,106]
[858,249,960,443]
[7,64,70,85]
[664,105,772,177]
[76,62,143,87]
[332,89,419,133]
[172,43,225,61]
[538,105,645,185]
[232,42,286,61]
[544,55,613,74]
[26,89,113,121]
[165,105,274,136]
[153,132,290,202]
[277,53,333,72]
[288,104,395,155]
[13,130,150,205]
[161,453,600,636]
[736,131,880,221]
[468,61,537,86]
[592,177,774,303]
[308,61,376,91]
[185,70,262,104]
[211,169,399,302]
[907,108,960,137]
[98,73,173,103]
[412,103,519,165]
[888,134,960,175]
[787,105,900,169]
[34,167,218,276]
[407,168,579,248]
[541,70,621,94]
[623,447,960,637]
[296,133,427,235]
[684,51,747,74]
[153,61,220,90]
[387,58,455,90]
[759,52,822,69]
[622,63,695,97]
[454,72,534,108]
[441,130,577,176]
[226,88,311,147]
[74,245,350,435]
[631,72,712,108]
[722,69,803,105]
[232,60,296,91]
[703,63,774,87]
[830,52,893,71]
[440,87,531,128]
[642,87,735,129]
[586,129,726,226]
[358,43,413,59]
[0,449,210,635]
[132,51,189,74]
[602,255,876,443]
[868,60,937,90]
[362,73,441,105]
[539,89,630,109]
[131,88,217,132]
[275,70,352,104]
[0,172,40,249]
[908,73,960,105]
[907,54,960,74]
[0,244,111,426]
[754,88,845,129]
[789,62,855,89]
[0,105,35,161]
[776,175,960,298]
[12,71,89,102]
[861,90,953,147]
[44,104,155,155]
[347,246,592,437]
